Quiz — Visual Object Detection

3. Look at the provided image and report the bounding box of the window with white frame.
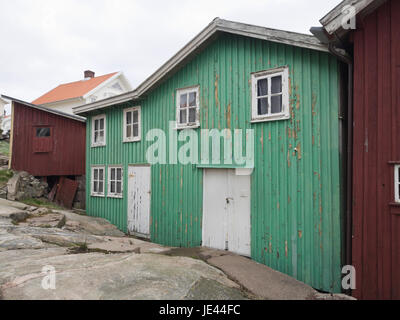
[108,166,123,198]
[123,107,141,142]
[92,114,106,146]
[251,66,290,122]
[176,86,200,128]
[91,166,105,197]
[394,165,400,203]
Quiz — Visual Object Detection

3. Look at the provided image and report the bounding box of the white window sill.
[175,123,200,130]
[123,138,141,143]
[91,193,105,197]
[251,114,290,123]
[91,143,106,148]
[107,194,123,199]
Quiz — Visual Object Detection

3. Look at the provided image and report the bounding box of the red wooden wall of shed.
[10,102,86,176]
[352,0,400,299]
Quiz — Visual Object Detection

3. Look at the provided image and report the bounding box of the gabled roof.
[73,18,328,115]
[2,95,86,122]
[32,72,119,105]
[320,0,386,35]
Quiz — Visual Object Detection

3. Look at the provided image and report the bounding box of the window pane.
[126,124,132,138]
[94,169,98,180]
[271,76,282,94]
[257,78,268,96]
[271,95,282,114]
[189,92,196,107]
[36,127,51,137]
[94,131,98,143]
[111,168,115,180]
[180,110,187,123]
[188,108,196,123]
[99,181,103,193]
[99,118,104,130]
[117,181,122,194]
[99,169,103,180]
[180,94,187,108]
[94,181,98,193]
[95,119,99,131]
[117,168,122,180]
[133,124,139,137]
[99,130,104,141]
[133,110,138,123]
[111,181,115,193]
[257,98,268,115]
[126,111,132,125]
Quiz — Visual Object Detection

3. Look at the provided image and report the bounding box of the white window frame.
[394,165,400,203]
[91,114,106,147]
[176,86,200,129]
[123,106,141,142]
[108,166,123,198]
[251,66,290,122]
[91,166,105,197]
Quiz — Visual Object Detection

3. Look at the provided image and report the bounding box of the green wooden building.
[74,18,345,293]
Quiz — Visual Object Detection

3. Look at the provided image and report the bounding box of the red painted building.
[5,96,86,177]
[319,0,400,299]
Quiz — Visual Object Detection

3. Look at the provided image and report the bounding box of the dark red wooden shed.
[351,0,400,300]
[319,0,400,300]
[5,96,86,177]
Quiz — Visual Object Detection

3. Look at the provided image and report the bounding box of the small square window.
[123,107,141,142]
[176,86,200,129]
[91,166,105,197]
[92,114,106,147]
[108,166,123,198]
[251,66,290,122]
[36,127,51,137]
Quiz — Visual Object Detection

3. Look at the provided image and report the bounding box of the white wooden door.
[127,165,151,238]
[202,169,251,256]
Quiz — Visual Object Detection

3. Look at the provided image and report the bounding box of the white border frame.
[91,114,106,147]
[251,66,290,122]
[108,165,124,198]
[91,165,105,197]
[123,106,141,142]
[395,165,400,203]
[176,85,200,129]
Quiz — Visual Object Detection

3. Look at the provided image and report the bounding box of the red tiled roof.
[32,72,118,105]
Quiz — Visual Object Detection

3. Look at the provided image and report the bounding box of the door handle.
[226,197,233,204]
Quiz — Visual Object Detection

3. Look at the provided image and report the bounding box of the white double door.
[202,169,251,256]
[127,165,151,238]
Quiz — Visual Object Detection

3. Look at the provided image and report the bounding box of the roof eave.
[319,0,383,35]
[74,18,328,115]
[1,95,86,123]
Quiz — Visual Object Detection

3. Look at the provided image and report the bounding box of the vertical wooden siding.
[86,33,343,292]
[11,102,86,176]
[352,0,400,299]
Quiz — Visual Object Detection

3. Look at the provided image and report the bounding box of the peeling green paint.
[85,33,343,293]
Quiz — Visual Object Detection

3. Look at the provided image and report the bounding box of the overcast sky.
[0,0,340,113]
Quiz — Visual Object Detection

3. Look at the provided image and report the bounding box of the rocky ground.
[0,198,354,300]
[0,198,249,300]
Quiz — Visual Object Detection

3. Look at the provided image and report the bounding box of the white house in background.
[32,70,132,115]
[0,97,11,133]
[0,97,9,116]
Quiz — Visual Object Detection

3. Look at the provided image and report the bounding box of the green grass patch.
[21,197,64,210]
[0,140,10,157]
[0,169,13,187]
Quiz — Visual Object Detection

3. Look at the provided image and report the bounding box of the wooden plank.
[55,177,79,209]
